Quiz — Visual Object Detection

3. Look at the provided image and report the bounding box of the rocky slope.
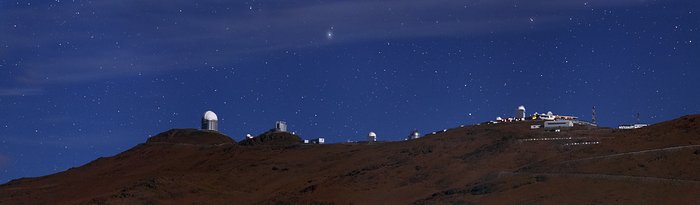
[1,115,699,204]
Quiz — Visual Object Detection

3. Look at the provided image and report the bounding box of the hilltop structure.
[239,130,303,146]
[201,111,219,131]
[516,105,526,120]
[618,113,648,129]
[544,120,574,130]
[618,124,649,129]
[485,105,597,129]
[530,111,578,121]
[408,130,421,140]
[368,132,377,142]
[305,137,325,144]
[275,121,288,132]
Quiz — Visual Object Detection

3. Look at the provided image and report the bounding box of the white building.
[368,132,377,142]
[544,120,573,130]
[409,130,421,140]
[275,121,288,132]
[516,105,526,120]
[531,111,578,121]
[201,111,219,131]
[618,124,649,129]
[538,111,556,121]
[309,137,325,144]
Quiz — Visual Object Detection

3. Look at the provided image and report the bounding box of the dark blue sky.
[1,0,698,182]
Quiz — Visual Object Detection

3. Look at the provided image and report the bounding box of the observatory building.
[544,120,574,130]
[275,121,288,132]
[516,105,526,120]
[409,130,421,140]
[618,124,648,129]
[201,111,219,131]
[305,137,325,144]
[368,132,377,142]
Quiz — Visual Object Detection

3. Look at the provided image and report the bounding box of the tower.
[368,132,377,142]
[592,106,596,125]
[275,121,288,132]
[201,111,218,131]
[516,105,526,120]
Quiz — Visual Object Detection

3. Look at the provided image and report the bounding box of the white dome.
[518,105,526,110]
[368,132,377,137]
[203,111,218,121]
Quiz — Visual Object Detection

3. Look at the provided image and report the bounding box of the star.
[326,27,334,40]
[326,30,334,40]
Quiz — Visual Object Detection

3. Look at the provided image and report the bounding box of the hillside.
[1,115,699,204]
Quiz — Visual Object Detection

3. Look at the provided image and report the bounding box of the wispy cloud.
[0,0,649,85]
[0,88,43,96]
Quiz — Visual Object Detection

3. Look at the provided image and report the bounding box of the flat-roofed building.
[544,120,574,130]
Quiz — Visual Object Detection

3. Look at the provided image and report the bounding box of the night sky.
[1,0,698,183]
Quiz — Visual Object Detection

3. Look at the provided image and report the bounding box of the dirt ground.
[1,115,699,205]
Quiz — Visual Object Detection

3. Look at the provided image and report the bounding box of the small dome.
[203,111,218,121]
[518,105,526,110]
[368,132,377,137]
[412,131,420,137]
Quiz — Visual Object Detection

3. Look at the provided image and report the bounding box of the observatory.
[409,130,421,140]
[544,120,574,130]
[618,124,649,130]
[516,105,526,120]
[515,105,525,120]
[308,137,325,144]
[275,121,288,132]
[368,132,377,142]
[201,111,219,131]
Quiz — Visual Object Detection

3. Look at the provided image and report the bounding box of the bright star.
[326,30,334,40]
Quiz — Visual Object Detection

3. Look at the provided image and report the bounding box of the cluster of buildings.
[485,105,593,131]
[618,124,648,129]
[198,106,651,145]
[491,106,580,123]
[617,113,649,129]
[200,110,382,144]
[489,105,649,131]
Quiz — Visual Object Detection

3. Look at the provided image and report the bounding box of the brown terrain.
[1,115,700,204]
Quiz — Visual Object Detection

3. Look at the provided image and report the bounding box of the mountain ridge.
[1,114,699,204]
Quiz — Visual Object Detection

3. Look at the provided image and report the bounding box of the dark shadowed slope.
[1,115,700,204]
[147,129,236,145]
